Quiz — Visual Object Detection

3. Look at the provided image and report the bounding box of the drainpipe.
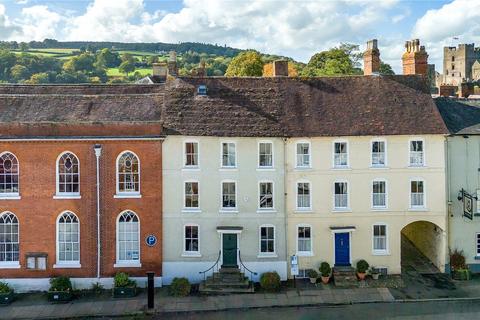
[283,138,288,279]
[94,144,102,279]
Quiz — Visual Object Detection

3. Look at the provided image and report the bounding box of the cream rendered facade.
[162,136,287,284]
[286,135,447,276]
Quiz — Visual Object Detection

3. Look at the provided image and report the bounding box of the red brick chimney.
[363,39,380,75]
[402,39,428,75]
[273,60,289,77]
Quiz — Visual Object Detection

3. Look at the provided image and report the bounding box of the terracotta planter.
[321,276,330,284]
[309,277,317,284]
[0,291,14,305]
[357,272,366,280]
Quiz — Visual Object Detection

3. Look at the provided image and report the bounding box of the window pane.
[222,182,236,208]
[118,211,139,261]
[185,143,198,166]
[259,143,273,167]
[0,153,19,194]
[0,212,19,262]
[117,152,140,192]
[259,182,273,208]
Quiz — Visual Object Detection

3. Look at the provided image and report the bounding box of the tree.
[121,53,135,64]
[147,55,159,65]
[63,53,96,73]
[225,51,264,77]
[26,72,50,84]
[96,48,121,68]
[19,42,29,52]
[10,65,29,81]
[379,61,395,75]
[262,61,298,77]
[302,44,363,76]
[119,60,135,76]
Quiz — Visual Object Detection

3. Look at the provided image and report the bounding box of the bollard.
[147,271,155,309]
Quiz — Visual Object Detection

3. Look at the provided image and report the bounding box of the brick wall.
[0,139,162,279]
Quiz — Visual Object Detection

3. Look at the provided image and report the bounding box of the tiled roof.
[435,97,480,135]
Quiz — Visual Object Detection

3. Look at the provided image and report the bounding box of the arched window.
[57,152,80,195]
[117,152,140,194]
[56,211,80,264]
[117,211,140,263]
[0,152,19,195]
[0,212,19,264]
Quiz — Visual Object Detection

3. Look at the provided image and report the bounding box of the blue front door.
[335,233,350,266]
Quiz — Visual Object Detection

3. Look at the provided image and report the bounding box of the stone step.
[219,267,241,274]
[211,273,246,281]
[204,278,251,289]
[333,266,358,288]
[199,282,255,294]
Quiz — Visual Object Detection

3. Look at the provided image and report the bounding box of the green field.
[107,67,152,77]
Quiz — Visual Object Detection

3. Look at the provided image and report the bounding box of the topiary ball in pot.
[356,259,369,280]
[260,272,281,292]
[169,277,191,297]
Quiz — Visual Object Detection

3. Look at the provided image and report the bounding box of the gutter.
[0,136,164,142]
[94,145,102,279]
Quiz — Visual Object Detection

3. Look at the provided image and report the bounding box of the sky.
[0,0,479,73]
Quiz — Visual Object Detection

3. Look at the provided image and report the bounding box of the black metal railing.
[199,250,221,281]
[238,249,257,281]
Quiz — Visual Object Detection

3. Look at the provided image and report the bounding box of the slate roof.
[0,84,164,137]
[162,75,448,137]
[435,97,480,135]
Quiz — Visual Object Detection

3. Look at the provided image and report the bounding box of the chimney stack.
[167,51,178,76]
[273,60,289,77]
[363,39,380,75]
[402,39,428,76]
[152,62,167,81]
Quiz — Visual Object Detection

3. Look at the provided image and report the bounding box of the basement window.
[26,253,47,270]
[197,85,207,96]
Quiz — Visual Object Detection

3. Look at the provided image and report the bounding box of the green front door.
[222,234,238,268]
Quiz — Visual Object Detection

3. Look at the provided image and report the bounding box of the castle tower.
[363,39,380,75]
[402,39,428,76]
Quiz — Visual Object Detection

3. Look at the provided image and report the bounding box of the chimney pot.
[167,51,178,76]
[273,60,289,77]
[152,63,167,79]
[402,39,429,76]
[363,39,380,76]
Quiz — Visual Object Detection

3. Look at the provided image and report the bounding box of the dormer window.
[197,85,207,96]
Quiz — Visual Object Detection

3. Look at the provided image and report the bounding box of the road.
[154,300,480,320]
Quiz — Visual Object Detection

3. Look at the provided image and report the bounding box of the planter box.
[113,287,137,298]
[0,291,14,305]
[452,270,471,281]
[48,291,73,302]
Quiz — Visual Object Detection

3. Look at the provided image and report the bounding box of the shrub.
[91,282,104,295]
[0,281,13,293]
[307,269,318,278]
[114,273,136,288]
[49,277,72,292]
[319,262,331,277]
[260,272,281,292]
[169,277,191,297]
[450,249,467,271]
[356,260,369,273]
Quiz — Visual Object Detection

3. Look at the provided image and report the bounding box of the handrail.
[199,250,221,281]
[238,249,257,281]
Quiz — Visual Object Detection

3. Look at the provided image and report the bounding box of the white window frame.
[332,140,349,168]
[258,224,277,257]
[296,224,313,256]
[182,224,201,257]
[372,223,389,255]
[183,140,200,169]
[54,211,81,268]
[0,151,20,199]
[55,151,81,199]
[409,178,426,210]
[115,150,141,198]
[258,141,274,169]
[371,179,388,209]
[115,210,141,268]
[0,211,20,269]
[476,233,480,257]
[258,180,275,212]
[295,180,312,211]
[333,180,350,211]
[371,139,387,168]
[183,180,200,212]
[409,138,425,167]
[295,141,311,168]
[220,141,237,168]
[220,180,237,212]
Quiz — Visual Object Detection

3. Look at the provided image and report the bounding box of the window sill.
[0,194,21,200]
[114,193,142,199]
[181,253,202,258]
[370,166,389,169]
[332,208,352,213]
[114,262,142,268]
[257,209,277,214]
[372,251,390,256]
[257,254,278,258]
[219,167,237,171]
[371,207,388,211]
[332,166,351,170]
[53,263,81,269]
[219,209,238,214]
[0,262,21,269]
[408,165,426,168]
[294,209,313,213]
[294,166,312,170]
[53,194,81,200]
[296,252,313,257]
[182,209,201,213]
[256,167,275,171]
[408,207,428,212]
[182,167,200,171]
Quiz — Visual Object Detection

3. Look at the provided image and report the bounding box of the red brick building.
[0,85,164,291]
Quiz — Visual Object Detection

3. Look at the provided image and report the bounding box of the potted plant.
[307,269,318,284]
[319,262,331,284]
[113,272,137,298]
[370,267,380,280]
[48,276,73,302]
[356,259,369,280]
[0,281,14,305]
[450,249,471,280]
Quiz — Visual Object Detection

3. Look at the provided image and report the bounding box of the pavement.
[0,286,394,320]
